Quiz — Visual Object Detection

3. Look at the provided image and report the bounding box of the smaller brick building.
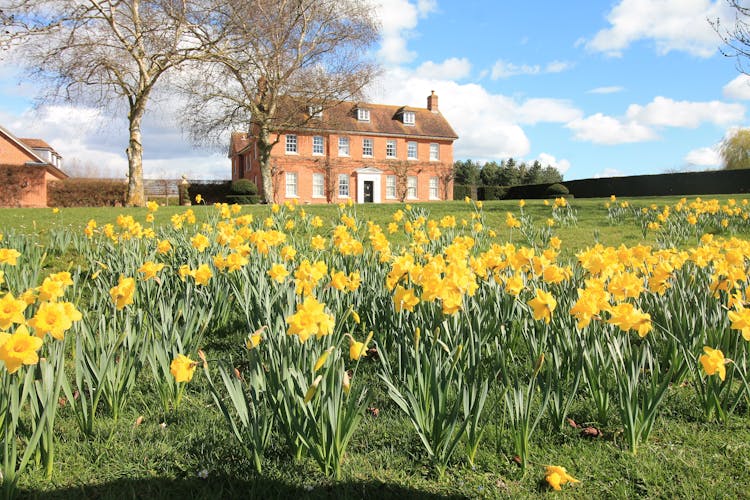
[229,91,458,204]
[0,125,67,207]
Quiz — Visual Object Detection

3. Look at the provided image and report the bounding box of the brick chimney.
[427,90,438,113]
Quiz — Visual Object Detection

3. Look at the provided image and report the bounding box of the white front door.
[356,168,382,203]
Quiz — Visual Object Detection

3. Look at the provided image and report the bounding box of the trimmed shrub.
[453,183,472,200]
[477,185,507,200]
[48,178,126,207]
[231,179,258,195]
[546,183,569,196]
[226,194,261,205]
[190,181,232,204]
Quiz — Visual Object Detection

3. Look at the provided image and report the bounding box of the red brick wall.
[0,165,48,207]
[0,134,38,166]
[234,132,454,204]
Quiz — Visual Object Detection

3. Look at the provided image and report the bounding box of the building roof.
[0,126,67,178]
[0,126,47,164]
[228,132,251,158]
[292,100,458,140]
[19,138,55,150]
[230,94,458,157]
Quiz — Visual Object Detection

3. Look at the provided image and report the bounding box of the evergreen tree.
[453,159,480,185]
[479,161,501,185]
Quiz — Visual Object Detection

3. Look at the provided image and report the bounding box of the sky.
[1,0,749,180]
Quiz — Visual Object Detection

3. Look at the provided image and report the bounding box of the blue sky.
[1,0,749,180]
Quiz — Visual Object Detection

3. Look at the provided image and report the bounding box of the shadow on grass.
[18,475,468,500]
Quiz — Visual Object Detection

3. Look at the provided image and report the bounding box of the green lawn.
[7,194,746,251]
[2,195,750,499]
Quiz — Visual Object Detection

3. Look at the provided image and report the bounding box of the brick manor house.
[229,91,458,204]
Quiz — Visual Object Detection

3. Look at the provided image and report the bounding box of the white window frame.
[403,111,415,125]
[285,172,298,197]
[386,139,397,158]
[357,108,370,122]
[407,141,418,160]
[429,143,439,161]
[362,138,373,158]
[386,175,397,200]
[285,134,298,154]
[407,176,418,200]
[338,136,350,156]
[312,173,325,198]
[338,174,350,198]
[313,136,324,155]
[429,177,439,200]
[308,105,322,119]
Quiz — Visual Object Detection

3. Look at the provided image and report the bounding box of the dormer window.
[357,108,370,122]
[403,111,415,125]
[308,105,322,119]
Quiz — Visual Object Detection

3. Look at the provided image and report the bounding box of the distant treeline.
[454,158,564,187]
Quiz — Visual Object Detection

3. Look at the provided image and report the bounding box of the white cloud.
[587,86,625,94]
[586,0,732,57]
[490,59,574,79]
[566,113,658,145]
[491,60,540,79]
[684,146,722,166]
[723,74,750,100]
[516,98,583,125]
[593,168,625,178]
[536,152,571,174]
[415,57,471,80]
[545,60,574,73]
[0,103,227,179]
[370,67,584,161]
[567,96,745,145]
[372,0,435,65]
[415,0,437,15]
[625,96,745,128]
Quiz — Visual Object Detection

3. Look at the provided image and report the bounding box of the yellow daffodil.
[545,465,579,491]
[156,239,172,254]
[0,248,21,266]
[138,261,165,281]
[527,289,557,323]
[393,285,420,312]
[0,292,27,329]
[729,306,750,341]
[109,276,136,309]
[347,332,373,361]
[191,233,210,252]
[192,264,213,286]
[0,325,43,374]
[700,346,727,381]
[27,301,77,340]
[170,354,197,383]
[286,296,335,342]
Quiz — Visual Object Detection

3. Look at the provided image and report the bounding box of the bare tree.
[180,0,380,203]
[433,161,455,200]
[387,160,419,202]
[0,0,207,206]
[713,2,750,75]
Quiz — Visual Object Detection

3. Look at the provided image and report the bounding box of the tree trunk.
[257,127,275,203]
[125,101,147,206]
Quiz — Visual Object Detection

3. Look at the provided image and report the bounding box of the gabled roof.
[20,138,57,153]
[0,125,67,179]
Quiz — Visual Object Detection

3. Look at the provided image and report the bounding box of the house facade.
[0,125,67,207]
[229,91,458,204]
